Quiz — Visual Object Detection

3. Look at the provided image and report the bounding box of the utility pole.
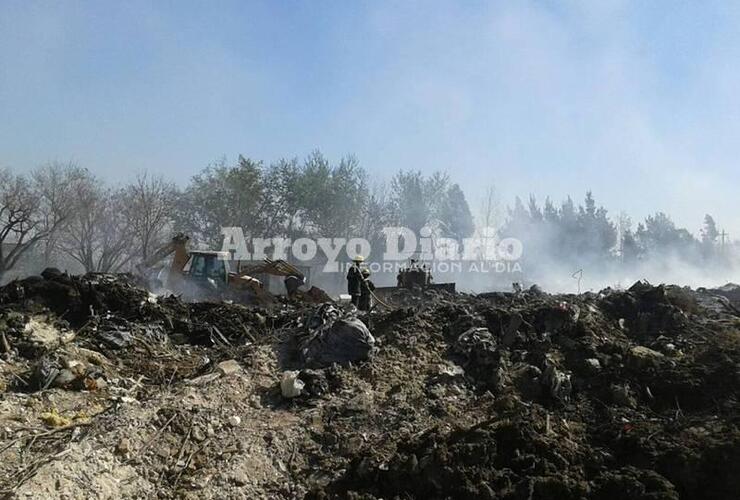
[719,230,729,254]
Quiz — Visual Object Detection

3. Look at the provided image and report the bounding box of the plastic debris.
[280,370,305,398]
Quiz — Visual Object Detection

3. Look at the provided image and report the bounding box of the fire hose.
[369,288,394,310]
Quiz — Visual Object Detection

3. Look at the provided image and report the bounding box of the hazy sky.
[2,0,739,237]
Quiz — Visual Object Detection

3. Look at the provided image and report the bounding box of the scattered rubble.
[0,271,737,499]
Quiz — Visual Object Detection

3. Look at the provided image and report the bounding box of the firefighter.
[396,268,406,288]
[346,255,364,307]
[358,267,375,311]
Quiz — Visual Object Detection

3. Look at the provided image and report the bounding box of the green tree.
[700,214,719,260]
[176,156,265,247]
[389,171,429,234]
[438,184,475,241]
[299,152,368,237]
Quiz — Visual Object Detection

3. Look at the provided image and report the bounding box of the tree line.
[500,191,734,285]
[0,152,476,280]
[1,154,734,284]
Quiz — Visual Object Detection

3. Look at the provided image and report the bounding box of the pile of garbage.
[0,272,737,499]
[296,303,375,368]
[320,283,740,500]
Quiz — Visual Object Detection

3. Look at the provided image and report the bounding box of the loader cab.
[183,251,231,286]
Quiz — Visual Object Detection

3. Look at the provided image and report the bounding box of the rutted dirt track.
[0,273,738,499]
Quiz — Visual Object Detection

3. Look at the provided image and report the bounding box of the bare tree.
[467,185,501,261]
[0,163,85,280]
[356,181,394,258]
[476,185,501,232]
[121,173,177,262]
[58,174,135,273]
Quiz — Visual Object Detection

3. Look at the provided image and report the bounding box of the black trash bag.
[298,304,375,368]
